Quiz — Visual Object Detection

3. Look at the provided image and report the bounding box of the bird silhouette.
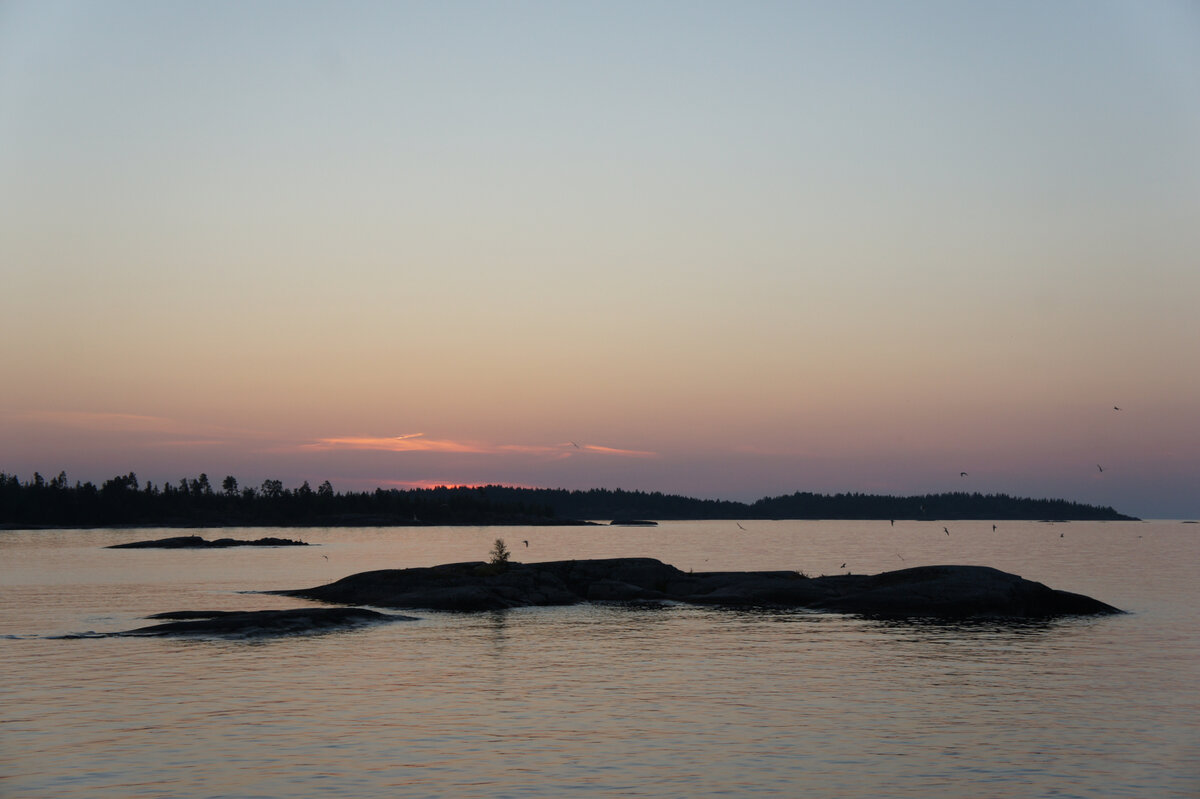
[1097,464,1104,472]
[522,540,529,547]
[944,527,950,536]
[1113,406,1121,411]
[960,472,968,477]
[841,562,847,569]
[736,522,747,531]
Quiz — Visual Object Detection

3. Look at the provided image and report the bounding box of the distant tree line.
[0,472,559,528]
[0,472,1136,529]
[478,486,1137,522]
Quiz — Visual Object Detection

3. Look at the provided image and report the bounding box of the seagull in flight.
[1113,406,1121,411]
[523,540,529,547]
[960,472,968,477]
[1097,464,1104,473]
[944,527,950,536]
[736,522,747,531]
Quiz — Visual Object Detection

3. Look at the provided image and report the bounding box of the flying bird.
[736,522,747,531]
[841,562,846,569]
[570,441,580,449]
[523,540,529,547]
[960,472,968,477]
[1097,464,1104,472]
[944,527,950,536]
[1113,406,1121,411]
[992,524,997,531]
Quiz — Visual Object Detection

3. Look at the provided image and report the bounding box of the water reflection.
[484,608,508,655]
[2,522,1192,799]
[868,615,1065,636]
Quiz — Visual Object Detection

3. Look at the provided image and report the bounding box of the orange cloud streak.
[577,443,657,458]
[303,434,487,454]
[15,410,178,433]
[302,434,656,458]
[380,479,492,490]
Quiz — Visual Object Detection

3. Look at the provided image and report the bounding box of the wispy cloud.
[302,434,657,458]
[302,434,488,454]
[12,410,178,433]
[575,443,657,458]
[7,411,660,461]
[7,409,287,450]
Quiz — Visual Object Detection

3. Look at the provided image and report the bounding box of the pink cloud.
[301,434,656,458]
[10,410,283,447]
[301,434,488,454]
[15,410,177,433]
[576,443,657,458]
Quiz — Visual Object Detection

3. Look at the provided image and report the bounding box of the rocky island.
[118,607,415,636]
[277,557,1122,619]
[109,535,309,549]
[106,558,1120,636]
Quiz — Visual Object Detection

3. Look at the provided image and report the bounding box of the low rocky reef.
[109,535,309,549]
[278,557,1122,619]
[118,607,414,636]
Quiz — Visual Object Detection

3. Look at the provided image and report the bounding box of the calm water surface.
[2,520,1197,798]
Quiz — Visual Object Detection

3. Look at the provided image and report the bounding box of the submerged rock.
[119,607,413,636]
[109,535,309,549]
[277,558,1122,619]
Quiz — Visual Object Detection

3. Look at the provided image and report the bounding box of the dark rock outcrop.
[119,607,414,636]
[109,535,309,549]
[277,558,1122,619]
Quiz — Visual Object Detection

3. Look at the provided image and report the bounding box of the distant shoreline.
[0,472,1140,528]
[2,517,1154,533]
[0,518,600,532]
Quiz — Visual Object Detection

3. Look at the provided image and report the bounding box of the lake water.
[2,520,1197,798]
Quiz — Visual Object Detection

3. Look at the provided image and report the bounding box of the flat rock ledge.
[277,558,1122,619]
[109,535,309,549]
[118,607,415,636]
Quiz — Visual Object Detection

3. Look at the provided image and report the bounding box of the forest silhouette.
[0,471,1136,528]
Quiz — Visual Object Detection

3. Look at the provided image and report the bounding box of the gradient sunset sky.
[2,1,1198,517]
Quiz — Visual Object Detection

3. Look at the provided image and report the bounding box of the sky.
[2,1,1198,518]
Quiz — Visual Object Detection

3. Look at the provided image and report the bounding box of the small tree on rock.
[489,538,511,567]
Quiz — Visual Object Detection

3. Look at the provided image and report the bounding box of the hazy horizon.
[3,2,1198,519]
